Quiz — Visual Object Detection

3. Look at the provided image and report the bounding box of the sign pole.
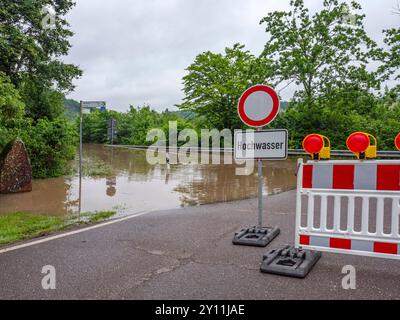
[257,128,263,230]
[79,100,83,217]
[258,158,263,229]
[111,118,114,145]
[78,100,106,217]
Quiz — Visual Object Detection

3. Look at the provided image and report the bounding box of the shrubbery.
[272,97,400,151]
[0,73,78,179]
[81,106,193,147]
[0,0,81,179]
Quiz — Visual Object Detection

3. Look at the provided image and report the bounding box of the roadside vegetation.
[0,1,81,179]
[0,211,116,246]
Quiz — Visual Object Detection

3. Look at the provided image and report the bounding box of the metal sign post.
[111,119,114,145]
[79,101,107,216]
[233,85,286,247]
[257,158,263,228]
[79,101,83,216]
[107,118,117,145]
[257,129,263,230]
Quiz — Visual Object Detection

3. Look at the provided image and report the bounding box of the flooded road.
[0,144,297,217]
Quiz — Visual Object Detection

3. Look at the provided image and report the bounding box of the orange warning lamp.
[347,132,377,160]
[303,134,331,160]
[395,133,400,151]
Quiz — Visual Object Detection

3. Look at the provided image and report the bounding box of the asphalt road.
[0,190,399,300]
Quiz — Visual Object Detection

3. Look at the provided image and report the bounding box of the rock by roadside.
[0,138,32,194]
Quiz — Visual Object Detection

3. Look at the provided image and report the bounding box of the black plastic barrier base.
[232,226,280,247]
[260,245,321,278]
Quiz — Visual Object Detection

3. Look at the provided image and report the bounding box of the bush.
[21,118,78,178]
[0,118,78,179]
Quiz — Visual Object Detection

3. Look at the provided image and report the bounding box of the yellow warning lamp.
[303,134,331,160]
[346,132,377,160]
[395,133,400,151]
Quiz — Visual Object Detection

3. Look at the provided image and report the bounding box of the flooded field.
[0,144,297,217]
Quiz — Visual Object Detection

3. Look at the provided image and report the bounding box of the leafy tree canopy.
[0,0,82,120]
[382,27,400,96]
[179,43,273,130]
[260,0,382,106]
[0,72,25,126]
[0,0,81,178]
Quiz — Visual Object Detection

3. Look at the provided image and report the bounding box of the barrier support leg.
[260,245,321,278]
[259,159,321,278]
[232,226,281,248]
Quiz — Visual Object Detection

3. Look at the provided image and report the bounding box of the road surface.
[0,190,399,300]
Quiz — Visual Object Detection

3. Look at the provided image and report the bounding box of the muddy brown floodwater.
[0,144,297,217]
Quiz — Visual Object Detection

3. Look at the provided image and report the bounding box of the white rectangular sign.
[81,101,106,115]
[235,129,288,160]
[82,101,106,109]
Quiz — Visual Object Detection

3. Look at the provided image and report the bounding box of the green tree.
[19,79,65,121]
[117,106,159,145]
[262,0,395,149]
[20,118,78,178]
[179,43,272,130]
[0,1,82,178]
[260,0,381,106]
[81,110,115,144]
[0,0,82,120]
[381,27,400,96]
[0,72,25,127]
[0,72,26,150]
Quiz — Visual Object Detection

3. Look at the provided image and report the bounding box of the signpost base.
[260,245,321,278]
[232,226,280,248]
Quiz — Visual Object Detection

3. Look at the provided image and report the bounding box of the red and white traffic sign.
[238,85,280,128]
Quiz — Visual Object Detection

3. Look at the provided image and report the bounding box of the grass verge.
[0,211,116,246]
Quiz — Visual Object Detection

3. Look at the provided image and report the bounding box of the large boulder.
[0,138,32,194]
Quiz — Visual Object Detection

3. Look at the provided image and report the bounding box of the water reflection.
[0,144,297,217]
[106,176,117,197]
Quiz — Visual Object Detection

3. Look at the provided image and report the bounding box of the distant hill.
[64,98,80,120]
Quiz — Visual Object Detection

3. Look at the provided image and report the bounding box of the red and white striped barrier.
[302,161,400,191]
[295,159,400,260]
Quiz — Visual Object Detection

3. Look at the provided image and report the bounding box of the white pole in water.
[257,127,263,229]
[112,118,116,145]
[79,101,83,217]
[111,119,114,145]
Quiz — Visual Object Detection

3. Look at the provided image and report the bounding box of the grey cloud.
[64,0,399,112]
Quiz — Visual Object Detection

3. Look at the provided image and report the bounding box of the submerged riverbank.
[0,144,297,217]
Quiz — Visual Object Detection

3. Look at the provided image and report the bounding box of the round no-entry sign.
[238,85,280,128]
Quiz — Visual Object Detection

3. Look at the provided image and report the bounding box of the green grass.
[0,211,116,246]
[83,211,116,223]
[0,212,65,245]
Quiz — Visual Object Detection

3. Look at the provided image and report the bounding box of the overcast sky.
[64,0,399,112]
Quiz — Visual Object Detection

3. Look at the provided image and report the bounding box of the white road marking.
[0,210,153,255]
